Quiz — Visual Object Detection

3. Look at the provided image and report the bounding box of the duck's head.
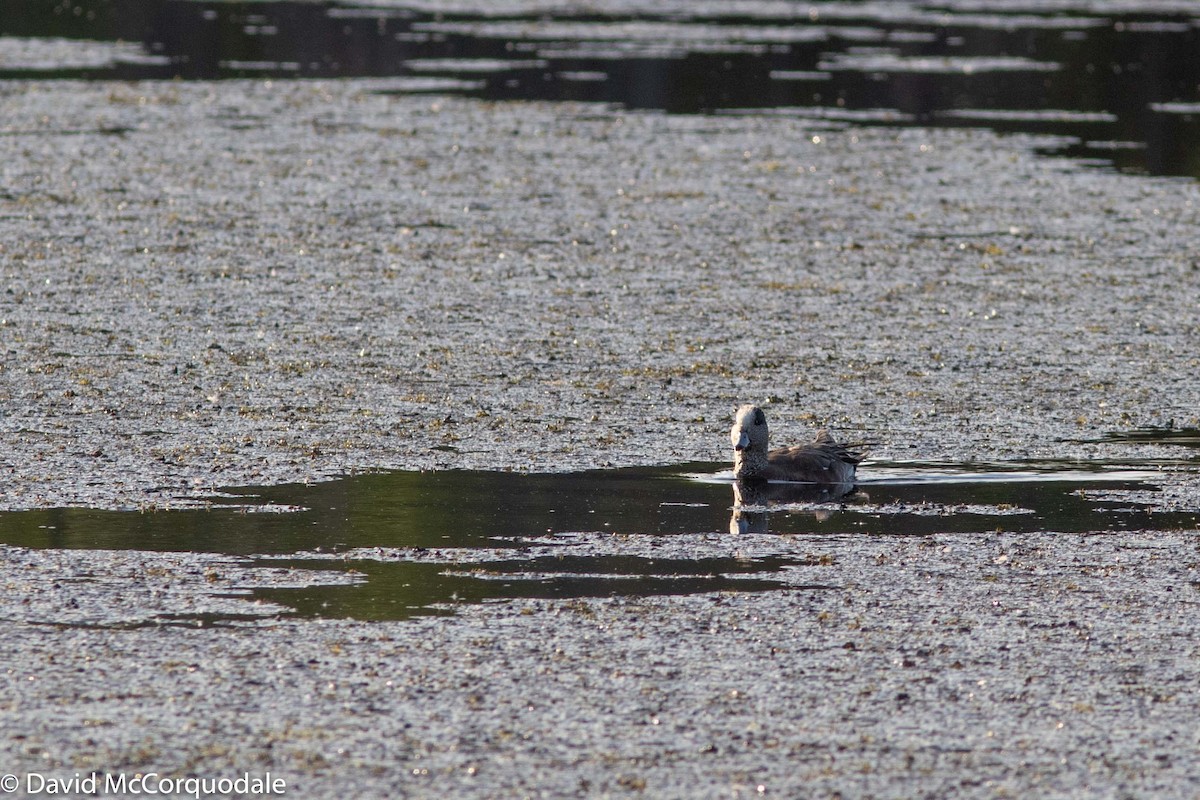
[731,404,769,454]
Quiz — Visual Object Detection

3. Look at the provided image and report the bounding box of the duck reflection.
[729,479,857,534]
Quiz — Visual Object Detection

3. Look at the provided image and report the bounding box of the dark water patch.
[3,0,1200,177]
[731,461,1197,535]
[252,554,809,621]
[17,611,278,630]
[1080,426,1200,450]
[1,460,1197,621]
[0,465,720,554]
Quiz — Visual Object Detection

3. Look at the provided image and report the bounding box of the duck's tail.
[814,429,869,465]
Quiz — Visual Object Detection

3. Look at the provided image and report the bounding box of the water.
[4,4,1200,620]
[4,457,1196,621]
[1089,426,1200,448]
[2,0,1200,177]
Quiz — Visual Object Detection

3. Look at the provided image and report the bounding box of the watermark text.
[2,771,285,797]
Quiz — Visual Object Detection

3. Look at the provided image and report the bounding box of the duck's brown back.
[763,432,862,484]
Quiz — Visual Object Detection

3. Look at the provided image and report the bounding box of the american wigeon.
[730,404,862,484]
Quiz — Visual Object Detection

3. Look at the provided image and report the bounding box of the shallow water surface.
[2,459,1196,621]
[3,0,1200,176]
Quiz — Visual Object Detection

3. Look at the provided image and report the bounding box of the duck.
[730,404,862,484]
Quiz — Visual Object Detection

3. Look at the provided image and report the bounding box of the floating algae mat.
[2,458,1197,621]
